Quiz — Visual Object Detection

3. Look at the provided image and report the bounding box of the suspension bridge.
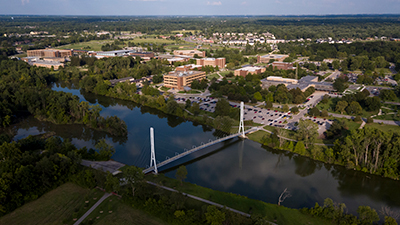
[142,102,259,174]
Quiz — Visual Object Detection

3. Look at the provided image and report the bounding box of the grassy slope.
[365,122,400,133]
[0,183,98,225]
[148,174,334,225]
[0,183,167,225]
[84,195,168,225]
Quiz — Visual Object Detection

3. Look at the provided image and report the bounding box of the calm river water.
[10,82,400,215]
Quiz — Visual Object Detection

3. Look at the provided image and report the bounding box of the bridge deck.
[143,127,258,174]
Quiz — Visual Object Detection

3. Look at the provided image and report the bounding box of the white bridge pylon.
[150,127,158,174]
[238,101,245,138]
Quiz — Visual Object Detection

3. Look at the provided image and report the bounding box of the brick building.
[257,54,289,64]
[196,57,226,68]
[27,49,72,58]
[234,66,266,77]
[272,62,295,70]
[164,71,206,90]
[173,49,206,58]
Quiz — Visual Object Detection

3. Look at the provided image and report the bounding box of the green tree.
[176,165,188,185]
[333,77,348,92]
[95,139,115,160]
[332,60,340,70]
[346,101,362,115]
[296,120,318,148]
[215,98,231,117]
[265,101,273,109]
[254,92,263,101]
[309,107,320,117]
[365,96,381,111]
[380,89,397,102]
[282,104,289,112]
[205,205,225,225]
[335,101,348,114]
[123,166,144,197]
[321,110,329,118]
[291,106,299,114]
[294,141,306,155]
[105,172,120,193]
[383,216,398,225]
[357,206,379,225]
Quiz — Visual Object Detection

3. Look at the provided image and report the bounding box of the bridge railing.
[143,127,258,174]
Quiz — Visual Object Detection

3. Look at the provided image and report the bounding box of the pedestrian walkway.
[73,192,112,225]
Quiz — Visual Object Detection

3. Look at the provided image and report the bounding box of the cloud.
[207,1,222,5]
[241,1,247,5]
[21,0,30,5]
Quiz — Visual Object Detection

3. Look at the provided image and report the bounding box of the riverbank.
[145,174,334,225]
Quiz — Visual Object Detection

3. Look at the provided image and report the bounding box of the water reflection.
[10,82,400,216]
[165,140,400,214]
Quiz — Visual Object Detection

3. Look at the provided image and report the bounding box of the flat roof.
[166,70,204,77]
[237,66,263,72]
[33,60,63,66]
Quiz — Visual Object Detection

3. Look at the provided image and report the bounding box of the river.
[9,82,400,215]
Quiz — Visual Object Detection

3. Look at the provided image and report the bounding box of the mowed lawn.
[0,182,93,225]
[57,40,114,51]
[0,182,167,225]
[85,195,168,225]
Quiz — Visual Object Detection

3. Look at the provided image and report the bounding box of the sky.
[1,0,400,16]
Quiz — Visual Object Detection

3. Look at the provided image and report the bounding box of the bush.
[354,115,362,122]
[366,117,374,123]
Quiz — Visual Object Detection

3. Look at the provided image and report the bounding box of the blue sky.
[1,0,400,15]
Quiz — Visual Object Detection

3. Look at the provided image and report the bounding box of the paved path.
[73,193,112,225]
[359,121,366,129]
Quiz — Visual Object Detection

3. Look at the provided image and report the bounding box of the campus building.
[272,62,295,70]
[175,64,203,72]
[27,48,72,58]
[164,71,206,90]
[32,61,64,70]
[173,49,206,58]
[261,75,334,92]
[234,66,266,77]
[196,57,226,68]
[257,54,289,64]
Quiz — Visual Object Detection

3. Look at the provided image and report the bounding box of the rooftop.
[167,70,204,77]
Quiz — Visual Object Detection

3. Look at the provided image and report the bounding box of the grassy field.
[82,195,168,225]
[148,174,334,225]
[0,183,104,225]
[171,30,199,34]
[57,38,177,51]
[207,73,221,79]
[247,130,269,143]
[365,123,400,133]
[57,40,114,51]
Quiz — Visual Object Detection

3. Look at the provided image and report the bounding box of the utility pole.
[150,127,158,174]
[238,102,245,138]
[295,63,298,80]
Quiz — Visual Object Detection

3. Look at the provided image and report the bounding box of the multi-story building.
[32,61,64,70]
[272,62,295,70]
[257,54,289,64]
[261,75,334,92]
[164,71,206,90]
[173,49,206,58]
[234,66,266,77]
[196,57,226,68]
[175,64,203,72]
[27,48,72,58]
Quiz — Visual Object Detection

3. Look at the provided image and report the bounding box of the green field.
[0,183,104,225]
[0,183,167,225]
[247,130,269,143]
[57,40,114,51]
[171,30,199,34]
[57,38,177,51]
[365,122,400,133]
[82,195,167,225]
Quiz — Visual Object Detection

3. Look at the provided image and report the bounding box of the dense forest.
[0,57,127,136]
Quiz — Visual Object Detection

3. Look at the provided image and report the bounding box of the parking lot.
[175,92,334,134]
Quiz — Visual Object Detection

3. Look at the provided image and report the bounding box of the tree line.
[0,57,127,137]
